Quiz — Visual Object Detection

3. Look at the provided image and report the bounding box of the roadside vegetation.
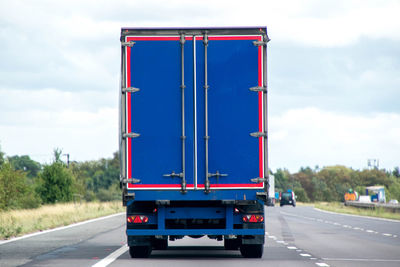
[0,201,124,239]
[314,202,400,221]
[1,143,400,238]
[274,166,400,203]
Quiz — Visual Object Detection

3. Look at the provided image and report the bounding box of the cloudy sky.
[0,0,399,172]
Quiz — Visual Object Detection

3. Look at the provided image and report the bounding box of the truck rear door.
[121,28,268,192]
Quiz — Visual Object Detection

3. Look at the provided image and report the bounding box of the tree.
[0,163,40,210]
[8,155,41,179]
[36,162,75,204]
[393,167,400,178]
[0,144,5,166]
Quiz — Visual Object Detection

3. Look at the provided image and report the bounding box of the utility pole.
[63,153,70,168]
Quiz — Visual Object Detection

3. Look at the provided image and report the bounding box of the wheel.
[153,238,168,250]
[224,238,240,250]
[240,244,264,258]
[129,246,152,258]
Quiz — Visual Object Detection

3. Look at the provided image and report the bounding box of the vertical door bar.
[180,34,187,193]
[120,43,126,184]
[193,36,198,189]
[263,34,269,192]
[203,32,210,193]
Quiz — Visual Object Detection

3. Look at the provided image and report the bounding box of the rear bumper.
[127,228,265,236]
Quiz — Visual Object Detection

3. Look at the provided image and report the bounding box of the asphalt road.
[1,206,399,267]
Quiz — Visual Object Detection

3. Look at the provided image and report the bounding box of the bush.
[0,163,40,210]
[96,183,121,202]
[36,162,75,204]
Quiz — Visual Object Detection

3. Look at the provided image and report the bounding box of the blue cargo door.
[195,35,265,190]
[125,36,194,190]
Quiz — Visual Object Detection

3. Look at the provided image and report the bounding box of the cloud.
[269,38,400,114]
[270,107,400,172]
[0,88,118,162]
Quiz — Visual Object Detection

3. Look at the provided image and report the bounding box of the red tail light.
[127,215,149,224]
[242,215,264,223]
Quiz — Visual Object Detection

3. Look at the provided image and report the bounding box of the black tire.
[224,238,240,250]
[153,239,168,250]
[129,246,152,258]
[240,244,264,258]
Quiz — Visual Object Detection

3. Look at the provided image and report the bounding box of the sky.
[0,0,399,172]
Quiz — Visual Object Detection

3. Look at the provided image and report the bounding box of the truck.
[119,27,270,258]
[267,175,275,206]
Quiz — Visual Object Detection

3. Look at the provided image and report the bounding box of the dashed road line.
[316,263,330,267]
[300,253,311,257]
[280,210,399,239]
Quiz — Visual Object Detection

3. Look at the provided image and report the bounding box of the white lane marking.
[296,249,302,252]
[277,240,285,243]
[268,236,277,239]
[0,212,125,245]
[300,253,311,257]
[92,245,128,267]
[310,257,317,260]
[314,207,400,223]
[287,246,297,249]
[316,263,330,267]
[280,210,397,239]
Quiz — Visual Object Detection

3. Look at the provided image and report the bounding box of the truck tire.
[224,238,240,250]
[240,244,263,258]
[129,246,152,258]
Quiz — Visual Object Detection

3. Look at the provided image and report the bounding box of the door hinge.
[251,177,268,183]
[122,41,135,47]
[122,87,140,93]
[250,132,267,138]
[123,132,140,138]
[249,86,267,93]
[253,37,270,46]
[122,178,141,184]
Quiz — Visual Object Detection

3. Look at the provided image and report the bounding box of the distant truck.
[119,27,270,258]
[267,175,275,206]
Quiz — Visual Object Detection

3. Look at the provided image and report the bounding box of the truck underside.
[126,200,265,258]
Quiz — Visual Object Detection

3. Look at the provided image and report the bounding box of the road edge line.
[313,208,400,223]
[92,245,128,267]
[0,212,125,245]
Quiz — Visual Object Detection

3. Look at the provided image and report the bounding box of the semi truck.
[119,27,270,258]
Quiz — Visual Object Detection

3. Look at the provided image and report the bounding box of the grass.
[0,201,125,239]
[313,202,400,221]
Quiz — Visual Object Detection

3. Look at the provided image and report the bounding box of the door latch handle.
[208,170,228,178]
[163,171,183,178]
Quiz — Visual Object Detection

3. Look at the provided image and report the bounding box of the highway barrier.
[345,201,400,213]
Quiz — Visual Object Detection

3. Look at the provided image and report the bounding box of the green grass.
[0,201,124,239]
[313,202,400,221]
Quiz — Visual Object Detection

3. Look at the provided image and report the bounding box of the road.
[0,206,399,267]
